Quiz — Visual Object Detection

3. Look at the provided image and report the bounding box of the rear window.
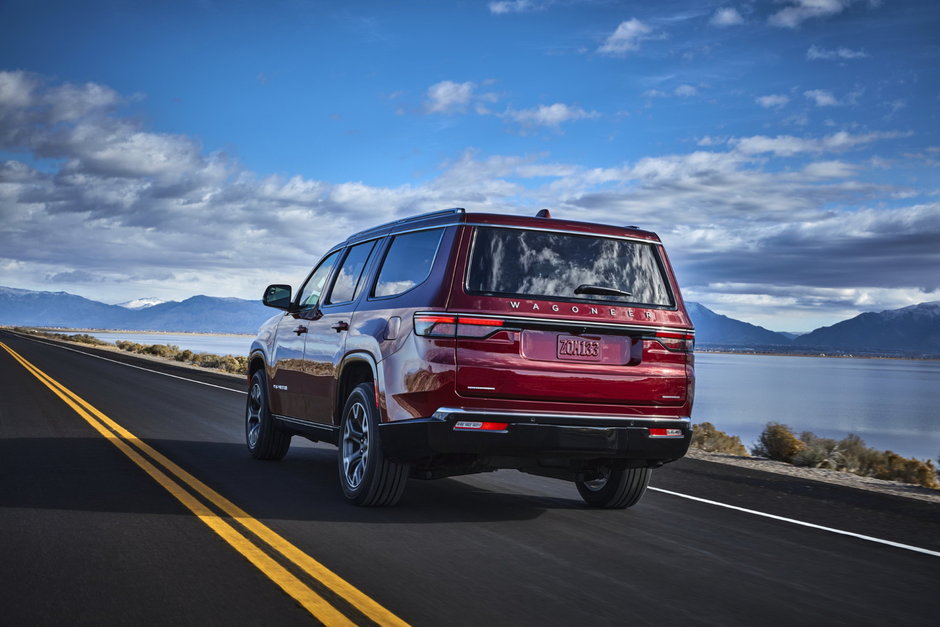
[466,227,674,307]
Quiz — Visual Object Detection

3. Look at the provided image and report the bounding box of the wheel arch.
[248,350,267,385]
[335,353,378,425]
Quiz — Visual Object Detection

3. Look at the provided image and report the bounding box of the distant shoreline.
[696,348,940,362]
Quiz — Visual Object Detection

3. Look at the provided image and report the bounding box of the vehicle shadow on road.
[0,436,587,522]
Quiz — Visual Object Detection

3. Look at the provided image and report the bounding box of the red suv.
[246,209,694,507]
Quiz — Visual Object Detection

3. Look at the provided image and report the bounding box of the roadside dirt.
[686,447,940,505]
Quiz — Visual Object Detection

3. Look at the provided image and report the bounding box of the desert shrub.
[864,451,938,489]
[751,422,805,462]
[64,333,109,346]
[792,431,844,469]
[186,352,246,374]
[116,340,146,352]
[797,432,940,489]
[173,349,194,363]
[143,344,181,359]
[691,422,748,456]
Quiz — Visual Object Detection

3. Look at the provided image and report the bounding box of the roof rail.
[351,208,465,239]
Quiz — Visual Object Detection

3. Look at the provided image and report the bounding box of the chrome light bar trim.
[431,407,691,425]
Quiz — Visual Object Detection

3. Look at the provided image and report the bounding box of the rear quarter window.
[372,228,445,298]
[466,226,674,307]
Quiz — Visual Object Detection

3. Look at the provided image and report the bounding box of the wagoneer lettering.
[246,208,695,508]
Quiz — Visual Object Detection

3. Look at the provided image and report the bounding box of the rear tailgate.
[446,224,693,407]
[453,316,690,405]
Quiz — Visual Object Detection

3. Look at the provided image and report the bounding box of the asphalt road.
[1,329,938,626]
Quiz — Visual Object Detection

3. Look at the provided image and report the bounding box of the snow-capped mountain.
[115,297,168,310]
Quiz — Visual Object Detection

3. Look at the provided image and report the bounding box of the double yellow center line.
[0,341,408,627]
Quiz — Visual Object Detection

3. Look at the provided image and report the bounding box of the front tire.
[245,371,291,460]
[576,466,651,509]
[338,383,408,506]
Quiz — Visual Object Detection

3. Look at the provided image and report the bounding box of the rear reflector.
[649,428,684,438]
[454,421,509,432]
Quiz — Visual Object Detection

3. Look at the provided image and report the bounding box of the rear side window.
[466,227,674,307]
[372,229,444,298]
[326,240,377,304]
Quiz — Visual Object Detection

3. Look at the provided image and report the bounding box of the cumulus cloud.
[425,80,476,113]
[804,89,840,106]
[806,44,869,60]
[769,0,865,28]
[756,94,790,108]
[709,7,744,26]
[597,19,653,56]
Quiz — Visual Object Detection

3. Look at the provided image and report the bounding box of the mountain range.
[0,286,272,334]
[1,286,938,356]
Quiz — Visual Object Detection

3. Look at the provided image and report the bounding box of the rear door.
[451,226,692,407]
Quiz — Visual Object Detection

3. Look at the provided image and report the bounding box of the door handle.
[294,325,308,335]
[331,321,349,333]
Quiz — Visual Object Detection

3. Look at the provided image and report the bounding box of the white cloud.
[0,70,38,108]
[488,0,543,14]
[597,19,653,56]
[806,44,869,60]
[756,94,790,108]
[709,8,744,27]
[501,103,599,128]
[802,160,857,178]
[425,80,476,113]
[804,89,840,106]
[769,0,860,28]
[643,86,698,99]
[731,131,906,156]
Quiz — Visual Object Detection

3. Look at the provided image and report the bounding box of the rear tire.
[576,467,651,509]
[245,371,291,460]
[338,383,408,506]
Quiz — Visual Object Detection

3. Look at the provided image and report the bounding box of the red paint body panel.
[249,209,695,479]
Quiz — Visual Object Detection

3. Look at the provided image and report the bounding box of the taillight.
[414,314,457,337]
[414,314,505,339]
[654,331,694,352]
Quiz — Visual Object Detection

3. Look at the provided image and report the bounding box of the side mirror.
[262,284,294,311]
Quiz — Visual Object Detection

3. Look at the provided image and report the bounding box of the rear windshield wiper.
[574,284,633,298]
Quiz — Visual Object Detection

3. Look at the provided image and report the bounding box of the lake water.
[693,353,940,462]
[57,331,940,462]
[58,331,254,358]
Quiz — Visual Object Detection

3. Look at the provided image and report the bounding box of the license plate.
[556,335,602,361]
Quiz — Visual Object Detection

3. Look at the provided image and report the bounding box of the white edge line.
[17,335,247,395]
[649,486,940,558]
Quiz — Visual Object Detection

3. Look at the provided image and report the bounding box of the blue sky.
[1,0,938,331]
